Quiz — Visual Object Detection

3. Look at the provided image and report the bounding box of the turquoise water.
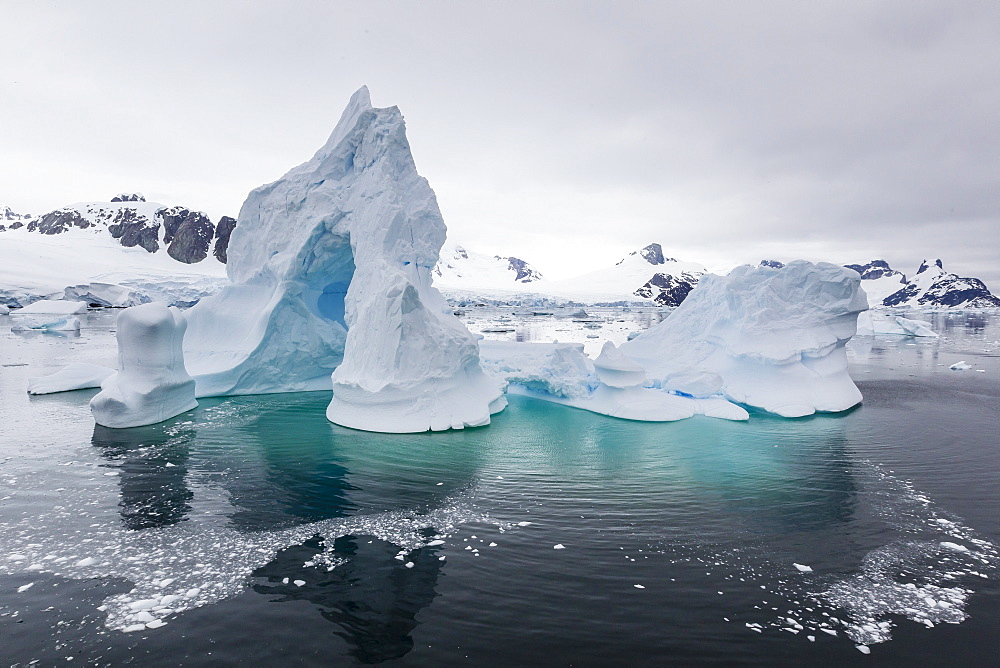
[1,311,999,664]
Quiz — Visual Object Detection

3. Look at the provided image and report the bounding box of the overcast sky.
[2,1,998,287]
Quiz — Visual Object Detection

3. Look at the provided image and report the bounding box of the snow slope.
[0,198,230,308]
[433,243,543,290]
[438,242,706,305]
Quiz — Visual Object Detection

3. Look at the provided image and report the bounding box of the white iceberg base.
[327,369,507,433]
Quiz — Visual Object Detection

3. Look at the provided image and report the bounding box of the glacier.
[90,303,198,428]
[180,86,505,432]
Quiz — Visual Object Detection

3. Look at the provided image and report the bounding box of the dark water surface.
[1,310,999,665]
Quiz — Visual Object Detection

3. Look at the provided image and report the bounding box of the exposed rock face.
[159,206,216,263]
[4,198,235,266]
[844,259,903,281]
[27,209,93,234]
[107,208,160,253]
[881,258,1000,308]
[759,259,785,269]
[639,243,666,265]
[213,216,237,263]
[506,257,542,282]
[635,272,698,306]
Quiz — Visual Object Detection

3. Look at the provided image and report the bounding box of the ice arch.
[182,87,505,431]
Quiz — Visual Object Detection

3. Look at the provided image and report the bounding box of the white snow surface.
[181,86,505,432]
[0,219,227,308]
[433,242,543,290]
[91,303,198,428]
[28,362,116,395]
[621,261,867,417]
[437,243,705,305]
[16,299,88,315]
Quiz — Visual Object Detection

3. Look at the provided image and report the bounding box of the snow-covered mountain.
[843,260,909,305]
[0,194,232,308]
[880,259,1000,308]
[543,243,706,306]
[433,243,544,290]
[1,205,33,225]
[5,194,235,264]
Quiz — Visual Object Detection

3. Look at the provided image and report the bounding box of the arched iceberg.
[182,87,504,432]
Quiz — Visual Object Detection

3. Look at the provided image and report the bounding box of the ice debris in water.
[948,361,972,371]
[793,563,813,573]
[0,486,519,632]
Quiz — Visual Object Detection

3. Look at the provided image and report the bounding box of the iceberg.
[11,315,81,332]
[856,311,938,337]
[17,299,88,315]
[0,303,9,315]
[91,303,197,428]
[181,86,504,431]
[621,261,867,417]
[28,363,115,395]
[479,340,748,422]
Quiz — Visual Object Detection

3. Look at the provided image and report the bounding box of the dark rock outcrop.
[157,206,215,263]
[844,259,903,281]
[27,208,93,234]
[635,272,699,306]
[506,256,542,283]
[111,193,146,203]
[759,259,785,269]
[107,208,160,253]
[213,216,237,264]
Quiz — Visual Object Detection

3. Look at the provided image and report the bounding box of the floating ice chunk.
[91,303,198,428]
[11,315,81,332]
[856,645,870,654]
[553,544,566,550]
[425,540,445,546]
[17,582,34,593]
[949,361,972,371]
[856,312,938,337]
[76,557,96,567]
[622,261,867,417]
[28,363,115,395]
[634,584,645,589]
[794,563,813,572]
[517,521,532,527]
[145,619,167,629]
[0,303,8,315]
[293,580,305,587]
[940,542,969,552]
[17,299,88,315]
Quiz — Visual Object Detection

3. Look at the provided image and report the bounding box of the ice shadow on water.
[252,533,443,664]
[91,422,195,530]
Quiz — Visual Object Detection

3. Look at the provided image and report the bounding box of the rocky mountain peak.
[110,193,146,203]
